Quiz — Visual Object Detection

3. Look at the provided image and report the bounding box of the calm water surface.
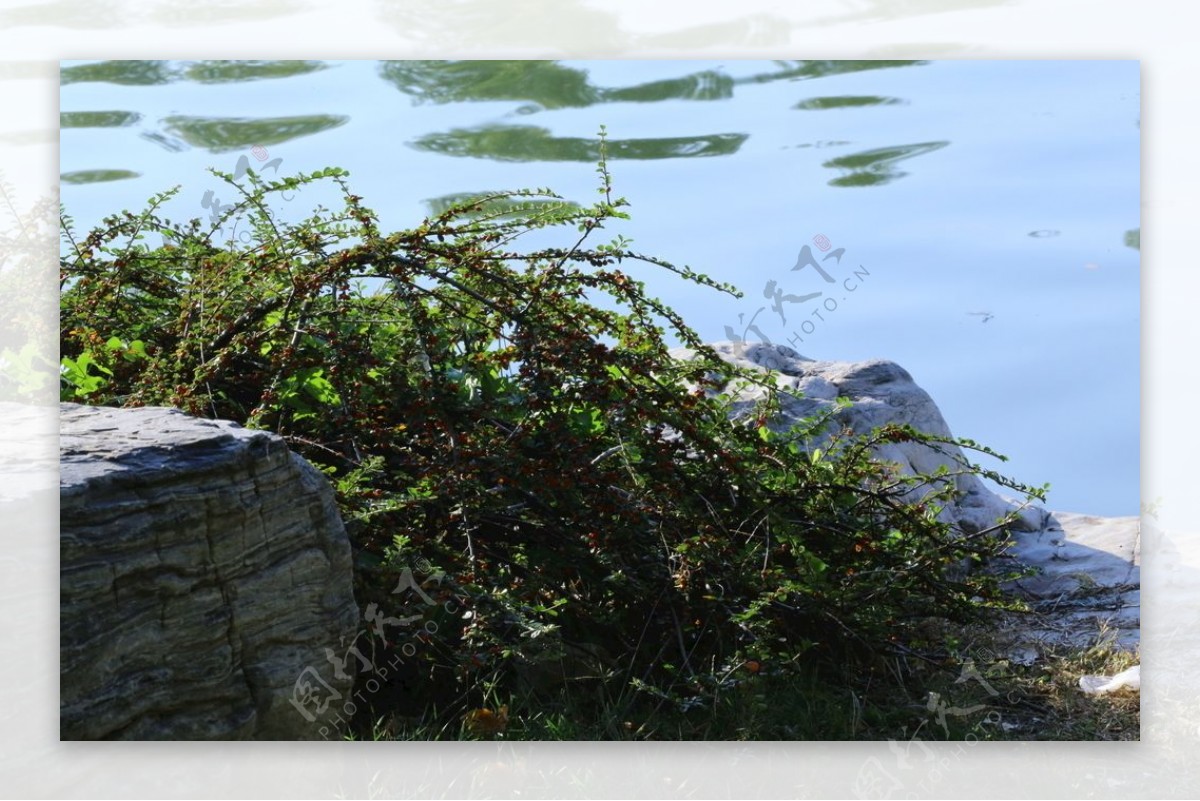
[59,59,1140,516]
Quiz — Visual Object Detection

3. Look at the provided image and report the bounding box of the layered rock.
[60,403,360,740]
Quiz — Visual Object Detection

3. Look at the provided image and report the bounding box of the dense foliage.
[60,134,1043,738]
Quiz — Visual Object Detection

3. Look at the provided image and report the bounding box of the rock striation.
[60,403,360,740]
[682,342,1139,654]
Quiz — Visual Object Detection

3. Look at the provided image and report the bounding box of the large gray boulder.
[518,340,1135,685]
[678,342,1139,655]
[674,341,1047,535]
[60,404,360,740]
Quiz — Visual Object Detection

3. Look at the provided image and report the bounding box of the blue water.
[59,59,1140,516]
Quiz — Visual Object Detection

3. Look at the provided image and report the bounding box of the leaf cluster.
[59,132,1042,736]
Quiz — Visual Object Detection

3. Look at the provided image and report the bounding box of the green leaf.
[60,351,113,398]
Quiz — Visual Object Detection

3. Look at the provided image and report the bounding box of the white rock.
[674,341,1045,535]
[998,511,1140,652]
[681,341,1139,653]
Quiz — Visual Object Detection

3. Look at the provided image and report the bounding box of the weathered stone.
[673,341,1047,534]
[996,511,1140,652]
[60,403,359,740]
[681,341,1139,653]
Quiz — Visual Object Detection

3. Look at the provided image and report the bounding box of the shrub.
[60,130,1044,737]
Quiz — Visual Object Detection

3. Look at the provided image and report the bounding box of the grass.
[342,622,1140,742]
[873,639,1140,742]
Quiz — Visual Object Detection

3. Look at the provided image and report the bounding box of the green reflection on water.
[602,70,735,103]
[380,60,737,109]
[61,61,180,86]
[424,192,583,220]
[793,95,905,110]
[162,114,350,153]
[736,60,927,86]
[823,141,948,187]
[60,110,142,128]
[61,59,330,87]
[139,131,188,153]
[381,60,922,111]
[61,169,141,185]
[412,125,747,162]
[381,60,599,108]
[183,60,330,84]
[59,60,937,178]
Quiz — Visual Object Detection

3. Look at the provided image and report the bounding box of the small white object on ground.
[1079,664,1140,694]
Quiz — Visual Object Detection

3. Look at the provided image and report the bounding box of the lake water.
[59,59,1141,516]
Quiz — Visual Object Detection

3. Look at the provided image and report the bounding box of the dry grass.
[850,618,1142,742]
